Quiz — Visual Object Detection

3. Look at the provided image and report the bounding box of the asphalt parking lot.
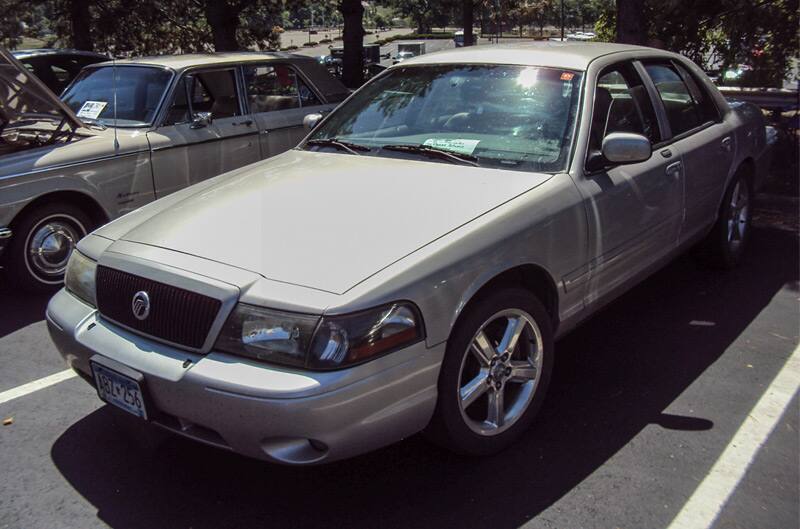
[0,200,797,529]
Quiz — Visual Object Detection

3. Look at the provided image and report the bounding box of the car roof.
[93,51,316,71]
[12,48,109,60]
[397,41,670,71]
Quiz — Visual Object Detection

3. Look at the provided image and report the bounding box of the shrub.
[303,41,318,47]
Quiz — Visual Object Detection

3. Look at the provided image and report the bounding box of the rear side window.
[243,64,322,113]
[589,62,661,155]
[644,62,717,137]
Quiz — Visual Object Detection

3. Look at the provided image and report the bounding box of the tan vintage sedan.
[0,49,348,290]
[47,42,770,465]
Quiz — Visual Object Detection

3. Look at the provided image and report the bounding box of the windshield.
[62,66,172,127]
[305,64,583,172]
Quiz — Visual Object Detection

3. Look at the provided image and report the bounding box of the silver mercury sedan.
[47,42,769,464]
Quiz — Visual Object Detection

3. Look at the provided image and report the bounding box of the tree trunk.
[205,0,241,51]
[462,0,473,46]
[616,0,646,45]
[70,0,93,51]
[339,0,364,89]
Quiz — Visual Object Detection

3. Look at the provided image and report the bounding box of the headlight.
[308,302,423,369]
[64,250,97,307]
[215,302,424,370]
[214,304,320,367]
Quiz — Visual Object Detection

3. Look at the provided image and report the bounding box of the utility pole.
[560,0,565,40]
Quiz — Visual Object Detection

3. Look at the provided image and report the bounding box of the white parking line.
[667,342,800,529]
[0,369,77,406]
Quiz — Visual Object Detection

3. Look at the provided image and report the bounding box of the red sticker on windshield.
[560,72,575,81]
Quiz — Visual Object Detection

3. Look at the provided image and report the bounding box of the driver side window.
[589,63,661,156]
[162,70,241,126]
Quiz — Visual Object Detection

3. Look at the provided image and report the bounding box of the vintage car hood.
[0,47,84,130]
[110,150,552,294]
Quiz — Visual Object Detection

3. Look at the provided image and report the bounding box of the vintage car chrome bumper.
[0,227,11,260]
[46,288,444,465]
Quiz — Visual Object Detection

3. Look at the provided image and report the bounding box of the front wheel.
[6,203,92,292]
[426,288,554,456]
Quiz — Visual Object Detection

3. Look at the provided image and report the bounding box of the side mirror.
[303,113,323,131]
[191,111,213,129]
[601,132,651,164]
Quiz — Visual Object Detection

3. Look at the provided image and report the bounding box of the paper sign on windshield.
[76,101,107,120]
[423,138,480,155]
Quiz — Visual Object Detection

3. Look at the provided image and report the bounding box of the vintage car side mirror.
[191,112,213,129]
[303,113,324,131]
[601,132,651,165]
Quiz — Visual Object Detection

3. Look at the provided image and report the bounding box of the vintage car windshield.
[62,66,172,127]
[305,64,583,172]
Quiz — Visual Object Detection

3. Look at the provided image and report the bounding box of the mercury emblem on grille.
[131,291,151,321]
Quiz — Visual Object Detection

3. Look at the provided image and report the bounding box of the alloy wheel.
[457,308,544,436]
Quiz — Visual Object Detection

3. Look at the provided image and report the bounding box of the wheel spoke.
[460,370,489,409]
[471,331,495,366]
[486,387,505,428]
[509,361,537,382]
[497,316,527,354]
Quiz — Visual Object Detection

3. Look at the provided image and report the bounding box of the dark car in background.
[12,48,108,95]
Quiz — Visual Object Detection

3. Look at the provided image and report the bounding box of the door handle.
[666,161,682,178]
[721,137,732,152]
[233,119,254,126]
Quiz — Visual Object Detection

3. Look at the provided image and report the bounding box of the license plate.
[91,361,148,420]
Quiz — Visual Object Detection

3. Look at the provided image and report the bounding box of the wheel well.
[465,264,560,329]
[10,191,109,230]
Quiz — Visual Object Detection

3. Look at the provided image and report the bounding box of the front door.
[242,63,336,159]
[147,67,260,197]
[573,61,684,304]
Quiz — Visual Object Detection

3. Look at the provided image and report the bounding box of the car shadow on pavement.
[50,225,799,529]
[0,286,52,339]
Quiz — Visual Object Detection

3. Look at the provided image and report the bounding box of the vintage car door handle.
[721,136,732,152]
[233,119,254,126]
[665,161,682,178]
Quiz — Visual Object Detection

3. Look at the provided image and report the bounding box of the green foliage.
[373,32,455,46]
[607,0,800,87]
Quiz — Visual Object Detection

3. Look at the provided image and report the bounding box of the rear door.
[147,67,260,197]
[642,61,733,242]
[242,63,334,159]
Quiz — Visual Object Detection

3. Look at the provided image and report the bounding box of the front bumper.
[47,288,444,465]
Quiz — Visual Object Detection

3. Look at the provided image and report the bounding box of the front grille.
[96,266,221,349]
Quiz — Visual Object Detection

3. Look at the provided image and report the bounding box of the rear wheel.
[426,288,554,455]
[7,203,92,292]
[700,170,752,269]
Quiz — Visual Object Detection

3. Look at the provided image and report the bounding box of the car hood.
[113,150,552,294]
[0,47,84,130]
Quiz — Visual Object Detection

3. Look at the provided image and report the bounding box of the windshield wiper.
[381,144,479,166]
[305,138,370,155]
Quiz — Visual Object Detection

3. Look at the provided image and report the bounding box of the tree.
[616,0,646,44]
[462,0,474,45]
[339,0,364,88]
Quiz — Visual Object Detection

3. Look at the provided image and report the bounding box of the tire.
[425,287,554,456]
[6,202,92,292]
[699,169,753,269]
